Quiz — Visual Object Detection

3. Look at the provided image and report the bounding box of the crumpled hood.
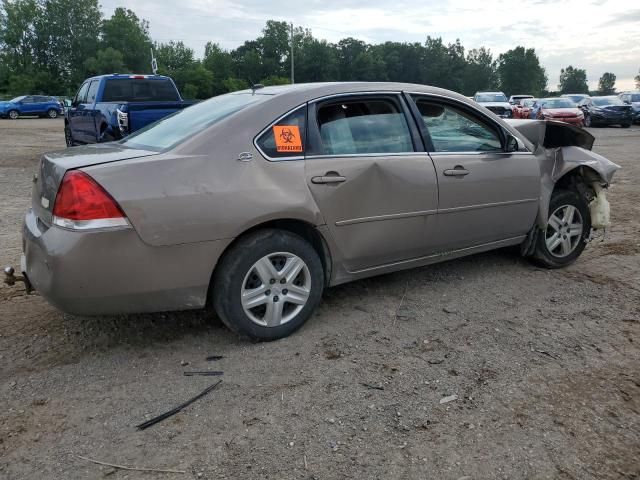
[542,108,582,117]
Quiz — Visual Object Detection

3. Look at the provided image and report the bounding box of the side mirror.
[505,134,519,153]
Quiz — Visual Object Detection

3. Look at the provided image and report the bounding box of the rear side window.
[256,107,306,159]
[413,97,502,152]
[86,81,100,103]
[102,78,180,102]
[316,98,413,155]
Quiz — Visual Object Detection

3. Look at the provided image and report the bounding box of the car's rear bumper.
[22,209,231,316]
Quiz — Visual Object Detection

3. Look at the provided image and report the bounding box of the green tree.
[295,34,338,82]
[558,66,589,94]
[463,47,498,95]
[497,46,547,96]
[597,72,616,95]
[154,41,194,72]
[203,42,234,95]
[83,47,125,76]
[101,8,152,73]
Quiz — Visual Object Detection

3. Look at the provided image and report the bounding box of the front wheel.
[64,123,74,147]
[621,123,631,128]
[212,229,324,341]
[8,110,19,120]
[47,109,58,119]
[530,189,591,268]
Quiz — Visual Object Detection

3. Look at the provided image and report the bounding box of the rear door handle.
[443,166,469,177]
[311,174,346,184]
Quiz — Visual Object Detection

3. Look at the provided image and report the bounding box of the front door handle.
[443,166,470,177]
[311,172,346,184]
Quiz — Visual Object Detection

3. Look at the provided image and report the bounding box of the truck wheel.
[8,110,19,120]
[64,124,74,147]
[530,189,591,269]
[212,229,324,341]
[47,109,58,119]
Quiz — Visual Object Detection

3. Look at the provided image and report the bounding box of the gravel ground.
[1,118,639,480]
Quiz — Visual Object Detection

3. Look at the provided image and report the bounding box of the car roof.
[85,74,173,81]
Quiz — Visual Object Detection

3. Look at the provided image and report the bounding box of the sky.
[100,0,640,91]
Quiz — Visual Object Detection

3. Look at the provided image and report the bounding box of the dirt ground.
[1,118,639,480]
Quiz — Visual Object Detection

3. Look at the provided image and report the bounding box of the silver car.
[14,82,619,340]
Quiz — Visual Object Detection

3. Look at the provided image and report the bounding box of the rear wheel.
[531,189,591,268]
[584,115,592,127]
[8,110,19,120]
[212,229,324,341]
[622,123,631,128]
[47,108,58,119]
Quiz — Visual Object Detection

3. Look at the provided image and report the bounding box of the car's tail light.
[117,108,129,135]
[52,170,129,230]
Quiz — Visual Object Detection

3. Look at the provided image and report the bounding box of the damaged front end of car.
[507,119,621,256]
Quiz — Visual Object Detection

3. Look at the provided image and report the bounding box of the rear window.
[102,78,180,102]
[592,97,624,106]
[121,92,269,151]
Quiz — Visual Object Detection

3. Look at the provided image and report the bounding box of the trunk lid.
[32,143,157,225]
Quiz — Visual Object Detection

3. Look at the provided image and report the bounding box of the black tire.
[212,229,324,341]
[8,109,19,120]
[622,123,631,128]
[530,189,591,269]
[47,109,58,119]
[64,123,74,147]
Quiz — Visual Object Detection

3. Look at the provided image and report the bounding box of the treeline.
[0,0,633,99]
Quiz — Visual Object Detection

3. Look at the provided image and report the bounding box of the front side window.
[86,81,100,104]
[413,97,502,152]
[256,107,306,159]
[74,83,89,104]
[316,98,413,155]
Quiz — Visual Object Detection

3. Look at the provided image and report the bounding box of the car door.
[304,93,439,272]
[33,96,47,115]
[407,94,540,252]
[20,96,38,116]
[83,80,101,141]
[68,82,90,142]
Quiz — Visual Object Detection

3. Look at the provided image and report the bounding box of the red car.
[535,98,584,126]
[513,98,536,119]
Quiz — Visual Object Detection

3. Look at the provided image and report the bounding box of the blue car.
[0,95,63,119]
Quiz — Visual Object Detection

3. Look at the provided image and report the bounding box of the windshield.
[592,96,624,106]
[475,93,507,103]
[522,99,536,107]
[10,96,26,103]
[541,99,576,108]
[121,92,271,151]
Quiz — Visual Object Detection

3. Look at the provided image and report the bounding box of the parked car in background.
[513,98,537,119]
[509,94,534,105]
[65,74,195,146]
[16,82,619,341]
[578,96,633,128]
[0,95,63,119]
[473,91,512,117]
[532,98,584,126]
[561,93,590,104]
[618,91,640,123]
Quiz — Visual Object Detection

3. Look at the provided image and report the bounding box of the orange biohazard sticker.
[273,125,303,153]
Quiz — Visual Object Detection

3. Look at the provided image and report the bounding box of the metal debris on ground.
[439,394,459,404]
[76,455,186,474]
[136,380,222,430]
[362,383,384,391]
[205,355,224,361]
[183,371,224,376]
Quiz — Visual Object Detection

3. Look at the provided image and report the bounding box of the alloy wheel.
[241,252,311,327]
[545,205,584,258]
[48,109,57,119]
[8,110,18,120]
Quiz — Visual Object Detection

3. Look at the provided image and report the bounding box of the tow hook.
[3,266,33,293]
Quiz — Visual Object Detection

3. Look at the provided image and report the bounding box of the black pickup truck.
[64,74,195,146]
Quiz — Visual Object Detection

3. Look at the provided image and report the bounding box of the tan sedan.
[14,82,619,340]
